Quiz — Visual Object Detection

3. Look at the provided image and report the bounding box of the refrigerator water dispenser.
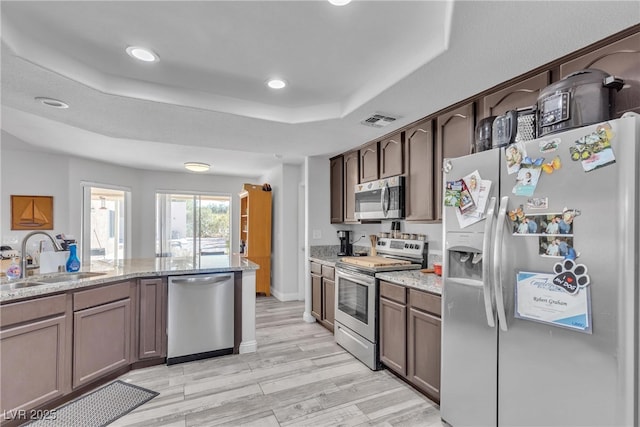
[445,231,485,281]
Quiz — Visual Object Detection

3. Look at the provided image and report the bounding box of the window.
[156,193,231,262]
[82,184,131,263]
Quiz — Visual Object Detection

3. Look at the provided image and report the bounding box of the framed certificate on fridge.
[514,271,592,334]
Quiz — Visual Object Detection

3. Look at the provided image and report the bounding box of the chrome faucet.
[20,231,64,278]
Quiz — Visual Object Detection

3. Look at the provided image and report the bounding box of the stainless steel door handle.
[381,182,390,216]
[482,196,497,328]
[493,196,509,331]
[170,275,232,285]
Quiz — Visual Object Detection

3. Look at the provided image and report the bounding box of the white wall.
[260,163,302,301]
[1,140,256,260]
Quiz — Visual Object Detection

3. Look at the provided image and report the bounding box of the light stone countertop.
[375,270,443,296]
[308,256,339,267]
[1,255,259,303]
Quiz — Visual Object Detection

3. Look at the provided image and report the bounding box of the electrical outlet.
[312,229,322,239]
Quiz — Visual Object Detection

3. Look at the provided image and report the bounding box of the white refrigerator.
[440,114,639,426]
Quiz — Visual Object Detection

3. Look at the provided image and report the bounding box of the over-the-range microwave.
[354,176,404,220]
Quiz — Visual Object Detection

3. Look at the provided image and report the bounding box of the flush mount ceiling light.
[126,46,159,62]
[184,162,210,172]
[266,78,287,89]
[328,0,352,5]
[35,97,69,109]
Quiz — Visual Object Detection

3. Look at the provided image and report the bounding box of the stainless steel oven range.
[334,237,428,370]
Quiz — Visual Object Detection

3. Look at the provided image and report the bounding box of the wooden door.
[482,71,550,118]
[560,32,640,117]
[330,156,344,223]
[73,299,131,388]
[343,150,359,223]
[408,307,441,403]
[379,296,407,376]
[1,315,68,413]
[404,119,435,221]
[380,133,404,178]
[138,278,167,359]
[323,278,335,332]
[435,102,476,221]
[311,273,322,320]
[360,141,379,183]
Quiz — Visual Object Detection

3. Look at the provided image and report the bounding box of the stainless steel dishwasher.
[167,273,235,365]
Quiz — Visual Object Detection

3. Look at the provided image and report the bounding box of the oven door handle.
[336,269,375,286]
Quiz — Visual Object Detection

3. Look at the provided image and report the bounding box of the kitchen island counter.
[0,254,258,302]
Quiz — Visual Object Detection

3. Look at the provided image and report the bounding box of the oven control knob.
[404,243,409,248]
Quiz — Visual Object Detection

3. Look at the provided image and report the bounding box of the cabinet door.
[482,71,550,118]
[360,141,379,183]
[330,156,344,223]
[404,119,435,221]
[408,307,441,403]
[343,150,360,223]
[560,32,640,117]
[138,278,167,359]
[435,102,475,221]
[379,297,407,376]
[322,279,335,332]
[311,274,322,320]
[73,299,131,388]
[380,133,404,178]
[1,315,68,413]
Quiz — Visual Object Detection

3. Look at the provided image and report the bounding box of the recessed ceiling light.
[266,79,287,89]
[328,0,352,5]
[126,46,159,62]
[35,97,69,109]
[184,162,210,172]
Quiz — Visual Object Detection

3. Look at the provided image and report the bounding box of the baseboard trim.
[270,288,301,302]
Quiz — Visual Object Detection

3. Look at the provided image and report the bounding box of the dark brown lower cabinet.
[379,280,441,404]
[311,273,322,320]
[0,295,70,414]
[310,261,336,332]
[138,278,167,359]
[322,278,335,331]
[72,281,133,389]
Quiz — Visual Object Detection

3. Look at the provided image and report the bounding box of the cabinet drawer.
[1,294,67,327]
[409,289,441,317]
[321,265,335,280]
[310,261,322,275]
[380,281,406,304]
[73,281,132,311]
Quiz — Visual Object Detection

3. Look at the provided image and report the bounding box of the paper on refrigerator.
[455,170,492,228]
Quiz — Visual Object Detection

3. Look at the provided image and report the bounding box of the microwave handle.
[381,181,390,216]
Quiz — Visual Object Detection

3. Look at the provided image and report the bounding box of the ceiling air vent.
[360,113,400,128]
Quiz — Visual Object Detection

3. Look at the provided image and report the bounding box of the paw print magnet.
[552,259,590,295]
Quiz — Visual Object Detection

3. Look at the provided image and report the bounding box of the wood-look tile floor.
[112,297,444,426]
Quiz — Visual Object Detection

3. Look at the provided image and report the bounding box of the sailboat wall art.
[11,195,54,230]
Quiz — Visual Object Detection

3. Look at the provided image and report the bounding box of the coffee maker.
[337,230,353,256]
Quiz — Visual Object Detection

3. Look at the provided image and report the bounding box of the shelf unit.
[239,184,272,296]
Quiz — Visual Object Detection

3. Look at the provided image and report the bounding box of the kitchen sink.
[35,272,108,283]
[1,280,49,290]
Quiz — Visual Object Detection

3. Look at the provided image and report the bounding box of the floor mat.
[24,380,158,427]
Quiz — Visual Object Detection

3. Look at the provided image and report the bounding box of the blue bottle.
[66,243,81,272]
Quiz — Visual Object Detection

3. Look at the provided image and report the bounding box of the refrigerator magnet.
[512,166,542,197]
[444,180,463,207]
[552,259,590,295]
[505,142,527,175]
[514,271,592,334]
[570,123,616,172]
[539,137,561,153]
[526,197,548,209]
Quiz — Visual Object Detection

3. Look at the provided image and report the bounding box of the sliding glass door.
[156,193,230,262]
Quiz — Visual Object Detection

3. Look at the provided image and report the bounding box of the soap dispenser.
[66,243,81,272]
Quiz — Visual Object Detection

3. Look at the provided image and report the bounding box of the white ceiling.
[1,1,638,178]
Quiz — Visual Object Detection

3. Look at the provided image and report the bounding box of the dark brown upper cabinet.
[330,155,344,224]
[482,71,551,119]
[435,102,476,221]
[560,32,640,117]
[343,150,360,223]
[379,132,404,178]
[404,119,435,222]
[359,141,379,183]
